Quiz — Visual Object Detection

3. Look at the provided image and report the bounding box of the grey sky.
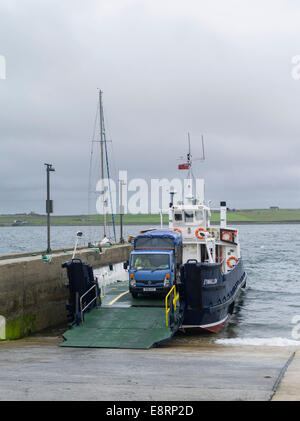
[0,0,300,214]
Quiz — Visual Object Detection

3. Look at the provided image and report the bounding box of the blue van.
[128,230,182,298]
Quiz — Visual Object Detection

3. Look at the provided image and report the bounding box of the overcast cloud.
[0,0,300,214]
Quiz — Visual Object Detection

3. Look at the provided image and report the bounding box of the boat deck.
[60,281,178,349]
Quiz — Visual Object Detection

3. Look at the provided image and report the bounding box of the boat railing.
[165,285,180,327]
[79,284,99,322]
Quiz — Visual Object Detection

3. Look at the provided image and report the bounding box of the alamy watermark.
[291,55,300,80]
[291,315,300,340]
[95,170,205,215]
[0,54,6,80]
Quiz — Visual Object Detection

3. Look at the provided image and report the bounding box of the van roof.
[134,229,182,248]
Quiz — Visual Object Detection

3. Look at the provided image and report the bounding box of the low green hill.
[1,209,300,226]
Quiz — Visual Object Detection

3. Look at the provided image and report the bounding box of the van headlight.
[130,273,136,287]
[164,274,170,287]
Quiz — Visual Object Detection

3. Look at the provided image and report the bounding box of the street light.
[44,163,55,253]
[72,231,83,259]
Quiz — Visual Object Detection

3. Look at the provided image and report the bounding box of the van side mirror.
[123,261,129,270]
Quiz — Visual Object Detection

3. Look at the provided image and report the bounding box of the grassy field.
[1,209,300,226]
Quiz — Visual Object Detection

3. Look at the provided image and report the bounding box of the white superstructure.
[168,138,240,275]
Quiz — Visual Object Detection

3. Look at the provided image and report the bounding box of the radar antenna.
[177,133,205,178]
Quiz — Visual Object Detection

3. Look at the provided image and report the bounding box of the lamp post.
[44,163,55,253]
[119,179,125,244]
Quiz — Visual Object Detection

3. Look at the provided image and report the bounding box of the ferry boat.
[61,137,247,349]
[169,139,247,333]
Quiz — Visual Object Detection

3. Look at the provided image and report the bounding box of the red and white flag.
[178,163,190,170]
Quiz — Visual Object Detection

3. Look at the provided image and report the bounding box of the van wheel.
[132,292,138,299]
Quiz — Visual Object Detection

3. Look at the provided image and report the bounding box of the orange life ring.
[195,227,207,239]
[221,230,233,242]
[227,256,238,268]
[173,228,182,235]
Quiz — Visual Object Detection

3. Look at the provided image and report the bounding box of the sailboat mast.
[99,90,106,237]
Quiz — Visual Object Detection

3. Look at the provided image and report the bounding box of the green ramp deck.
[60,306,173,349]
[60,281,178,349]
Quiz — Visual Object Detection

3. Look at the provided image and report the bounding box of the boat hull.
[182,315,229,333]
[179,259,246,333]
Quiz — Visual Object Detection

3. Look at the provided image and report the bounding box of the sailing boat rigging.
[88,90,116,244]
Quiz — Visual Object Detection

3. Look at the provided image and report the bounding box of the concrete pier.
[0,336,298,401]
[0,245,132,340]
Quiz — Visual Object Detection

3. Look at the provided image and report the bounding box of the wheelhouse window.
[174,212,183,221]
[195,210,203,221]
[184,211,194,223]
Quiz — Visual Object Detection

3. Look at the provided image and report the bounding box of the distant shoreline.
[1,209,300,226]
[1,220,300,227]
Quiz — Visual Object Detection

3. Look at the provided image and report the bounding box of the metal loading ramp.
[60,282,181,349]
[60,307,174,349]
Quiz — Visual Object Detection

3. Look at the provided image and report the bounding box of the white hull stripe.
[182,315,229,329]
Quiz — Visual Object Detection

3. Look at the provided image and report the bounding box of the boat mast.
[99,90,106,238]
[179,133,205,204]
[187,132,192,179]
[186,133,193,202]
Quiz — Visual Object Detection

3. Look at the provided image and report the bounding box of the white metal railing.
[79,284,98,322]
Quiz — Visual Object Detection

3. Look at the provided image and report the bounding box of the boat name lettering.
[203,278,218,286]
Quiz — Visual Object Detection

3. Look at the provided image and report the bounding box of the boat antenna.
[187,132,192,180]
[177,133,205,200]
[177,133,205,174]
[201,134,205,161]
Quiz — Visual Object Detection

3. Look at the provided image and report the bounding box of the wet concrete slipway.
[0,334,299,401]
